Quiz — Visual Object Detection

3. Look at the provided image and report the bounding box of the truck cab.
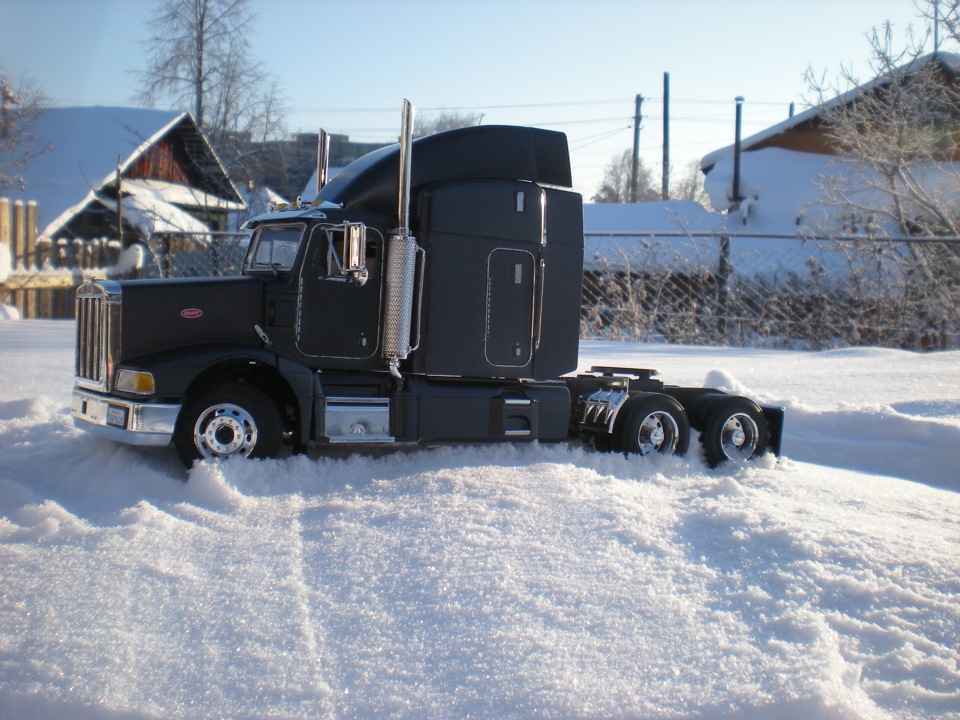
[71,119,588,466]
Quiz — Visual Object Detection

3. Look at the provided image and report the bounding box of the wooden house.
[6,106,245,245]
[699,51,960,234]
[702,51,960,174]
[1,107,246,317]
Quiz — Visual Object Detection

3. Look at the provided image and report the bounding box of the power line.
[569,126,633,150]
[529,116,631,128]
[286,96,809,116]
[286,98,632,114]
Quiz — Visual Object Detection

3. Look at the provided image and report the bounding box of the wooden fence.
[0,198,117,319]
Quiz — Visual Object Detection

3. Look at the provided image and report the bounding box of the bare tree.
[592,149,658,203]
[805,2,960,348]
[0,70,49,192]
[807,6,960,236]
[672,160,710,208]
[413,111,480,138]
[137,0,286,180]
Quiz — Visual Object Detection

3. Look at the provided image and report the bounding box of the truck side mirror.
[343,223,367,279]
[325,222,369,286]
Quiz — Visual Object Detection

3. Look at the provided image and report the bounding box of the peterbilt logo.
[180,308,203,319]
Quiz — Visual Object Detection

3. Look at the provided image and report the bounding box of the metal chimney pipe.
[733,96,744,205]
[662,73,670,201]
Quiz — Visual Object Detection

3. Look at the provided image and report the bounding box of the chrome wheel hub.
[719,413,759,460]
[195,403,258,458]
[636,411,680,454]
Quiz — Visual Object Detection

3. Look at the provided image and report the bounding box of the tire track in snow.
[281,507,339,717]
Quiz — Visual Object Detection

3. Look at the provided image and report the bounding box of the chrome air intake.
[382,233,417,366]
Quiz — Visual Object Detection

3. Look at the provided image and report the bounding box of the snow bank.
[0,241,10,283]
[0,304,19,320]
[1,320,958,720]
[0,231,19,318]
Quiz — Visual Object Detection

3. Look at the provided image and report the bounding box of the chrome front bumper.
[71,388,181,447]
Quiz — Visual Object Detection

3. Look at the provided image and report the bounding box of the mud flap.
[761,406,786,457]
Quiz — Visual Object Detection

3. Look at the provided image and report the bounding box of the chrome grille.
[75,281,121,391]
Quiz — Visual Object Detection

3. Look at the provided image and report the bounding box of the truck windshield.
[248,224,304,272]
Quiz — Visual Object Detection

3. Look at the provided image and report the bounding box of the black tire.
[663,388,724,427]
[592,432,615,453]
[699,395,769,468]
[618,393,690,457]
[174,384,282,467]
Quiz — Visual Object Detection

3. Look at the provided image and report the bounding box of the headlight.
[115,369,155,395]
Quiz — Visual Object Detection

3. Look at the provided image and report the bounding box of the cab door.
[296,225,382,359]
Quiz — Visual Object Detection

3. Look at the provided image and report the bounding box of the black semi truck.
[71,102,783,468]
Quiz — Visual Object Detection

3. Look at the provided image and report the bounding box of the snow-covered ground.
[1,319,958,720]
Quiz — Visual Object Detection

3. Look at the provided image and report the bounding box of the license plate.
[106,405,128,429]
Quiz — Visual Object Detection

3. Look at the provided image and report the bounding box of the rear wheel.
[618,393,690,456]
[175,384,282,467]
[699,396,768,467]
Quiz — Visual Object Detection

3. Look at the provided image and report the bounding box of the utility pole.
[662,72,670,200]
[719,96,745,341]
[630,94,643,203]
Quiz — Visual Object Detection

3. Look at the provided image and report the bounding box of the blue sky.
[0,0,934,197]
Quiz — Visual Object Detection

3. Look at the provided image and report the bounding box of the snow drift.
[0,320,958,720]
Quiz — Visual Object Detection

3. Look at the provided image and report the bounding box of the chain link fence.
[146,229,959,352]
[133,231,251,279]
[581,232,960,350]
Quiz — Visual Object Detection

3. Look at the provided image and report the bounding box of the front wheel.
[618,393,690,456]
[174,384,282,467]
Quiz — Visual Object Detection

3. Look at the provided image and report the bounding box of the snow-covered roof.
[584,200,723,236]
[583,201,720,273]
[703,141,960,240]
[5,106,244,239]
[701,147,837,232]
[581,189,908,281]
[98,193,213,238]
[123,178,245,212]
[701,51,960,172]
[8,107,182,236]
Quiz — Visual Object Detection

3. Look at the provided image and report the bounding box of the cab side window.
[250,225,304,272]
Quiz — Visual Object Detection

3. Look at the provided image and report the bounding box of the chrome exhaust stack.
[315,129,330,194]
[397,99,414,235]
[382,100,418,381]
